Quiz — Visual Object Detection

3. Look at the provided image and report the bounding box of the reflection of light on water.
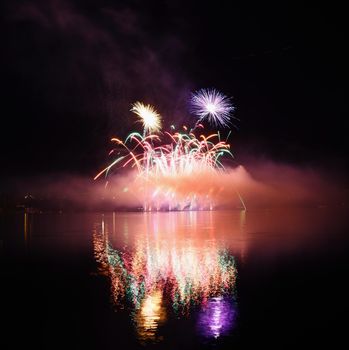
[92,212,239,341]
[23,212,33,250]
[24,212,28,243]
[198,297,237,339]
[101,214,105,235]
[134,290,166,342]
[93,230,236,311]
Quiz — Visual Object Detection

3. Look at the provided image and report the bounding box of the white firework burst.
[190,88,234,127]
[131,101,162,134]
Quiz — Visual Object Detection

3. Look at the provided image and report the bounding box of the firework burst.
[190,88,234,128]
[95,88,244,211]
[94,129,232,210]
[131,101,162,134]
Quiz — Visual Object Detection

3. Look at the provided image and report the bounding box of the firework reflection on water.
[197,296,237,339]
[93,212,240,342]
[133,290,166,343]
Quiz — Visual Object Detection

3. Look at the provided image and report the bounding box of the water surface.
[1,209,348,348]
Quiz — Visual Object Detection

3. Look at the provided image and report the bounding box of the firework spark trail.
[98,131,233,210]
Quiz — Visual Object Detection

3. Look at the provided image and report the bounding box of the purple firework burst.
[190,88,234,128]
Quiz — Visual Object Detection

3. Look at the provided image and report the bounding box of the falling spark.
[190,88,234,128]
[131,102,162,134]
[94,130,234,210]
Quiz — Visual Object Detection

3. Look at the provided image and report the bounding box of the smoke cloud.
[8,0,192,129]
[9,160,346,211]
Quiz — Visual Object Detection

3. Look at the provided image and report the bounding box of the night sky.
[1,0,348,184]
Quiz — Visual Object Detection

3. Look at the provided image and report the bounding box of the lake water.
[1,209,348,349]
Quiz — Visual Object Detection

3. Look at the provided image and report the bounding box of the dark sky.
[1,0,348,182]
